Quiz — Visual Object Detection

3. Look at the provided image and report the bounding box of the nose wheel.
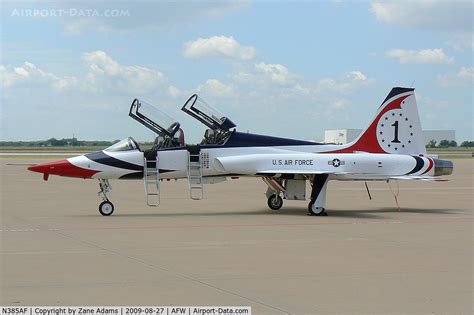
[98,179,114,216]
[99,200,114,216]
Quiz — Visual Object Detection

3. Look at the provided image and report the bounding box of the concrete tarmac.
[1,158,472,314]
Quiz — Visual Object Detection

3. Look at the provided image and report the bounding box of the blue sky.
[1,0,472,143]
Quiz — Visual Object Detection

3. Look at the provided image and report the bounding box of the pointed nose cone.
[28,160,68,173]
[28,158,99,179]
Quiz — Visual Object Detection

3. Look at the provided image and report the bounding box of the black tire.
[99,201,114,216]
[308,201,325,216]
[268,195,283,210]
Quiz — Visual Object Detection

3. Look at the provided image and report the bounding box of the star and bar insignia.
[328,158,345,168]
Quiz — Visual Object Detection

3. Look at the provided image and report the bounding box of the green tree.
[426,140,437,148]
[438,140,451,148]
[449,140,457,147]
[47,138,67,146]
[460,141,474,147]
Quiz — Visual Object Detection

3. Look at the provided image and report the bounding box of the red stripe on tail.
[327,95,410,154]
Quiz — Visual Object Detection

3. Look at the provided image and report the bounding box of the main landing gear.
[263,177,286,211]
[307,174,329,216]
[267,194,283,210]
[98,179,114,216]
[308,202,327,216]
[263,175,330,216]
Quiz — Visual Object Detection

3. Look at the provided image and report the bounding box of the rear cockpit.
[181,94,236,145]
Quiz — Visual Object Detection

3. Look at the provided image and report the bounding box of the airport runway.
[1,158,472,314]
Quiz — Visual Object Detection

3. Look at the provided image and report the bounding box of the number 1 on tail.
[391,121,401,143]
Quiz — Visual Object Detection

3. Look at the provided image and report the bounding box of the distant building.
[324,129,362,144]
[324,129,456,145]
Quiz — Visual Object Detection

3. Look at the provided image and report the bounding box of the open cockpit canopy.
[129,99,180,138]
[181,94,236,131]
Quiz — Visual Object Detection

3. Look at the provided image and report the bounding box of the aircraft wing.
[389,176,449,181]
[214,154,364,176]
[215,154,448,180]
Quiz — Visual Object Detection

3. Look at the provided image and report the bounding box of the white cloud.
[371,1,473,55]
[385,48,454,64]
[83,51,120,75]
[230,62,374,109]
[1,51,173,97]
[254,63,294,84]
[1,43,379,142]
[232,62,300,87]
[437,67,474,87]
[168,86,181,98]
[446,34,474,52]
[0,51,185,141]
[81,50,168,94]
[347,71,367,81]
[334,99,347,109]
[183,36,256,61]
[52,76,79,91]
[371,0,473,31]
[197,79,238,98]
[228,63,375,132]
[315,70,373,94]
[14,66,29,77]
[458,67,474,79]
[0,61,77,91]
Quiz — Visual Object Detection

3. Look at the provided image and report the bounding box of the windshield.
[104,137,139,152]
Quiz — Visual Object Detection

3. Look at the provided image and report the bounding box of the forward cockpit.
[129,98,185,150]
[104,137,140,152]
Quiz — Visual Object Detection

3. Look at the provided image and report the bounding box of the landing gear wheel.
[308,202,327,216]
[268,194,283,210]
[99,201,114,216]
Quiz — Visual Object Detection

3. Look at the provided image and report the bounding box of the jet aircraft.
[28,87,453,216]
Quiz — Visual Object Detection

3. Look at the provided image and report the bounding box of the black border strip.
[406,156,425,175]
[85,151,143,171]
[380,87,414,108]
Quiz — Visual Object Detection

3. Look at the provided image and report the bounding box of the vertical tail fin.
[332,87,426,155]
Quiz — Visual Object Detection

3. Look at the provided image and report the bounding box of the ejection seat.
[144,128,185,159]
[201,129,216,145]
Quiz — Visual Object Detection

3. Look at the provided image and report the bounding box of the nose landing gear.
[98,179,114,216]
[99,200,114,216]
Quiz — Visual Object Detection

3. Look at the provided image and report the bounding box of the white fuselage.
[70,144,434,180]
[157,146,434,180]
